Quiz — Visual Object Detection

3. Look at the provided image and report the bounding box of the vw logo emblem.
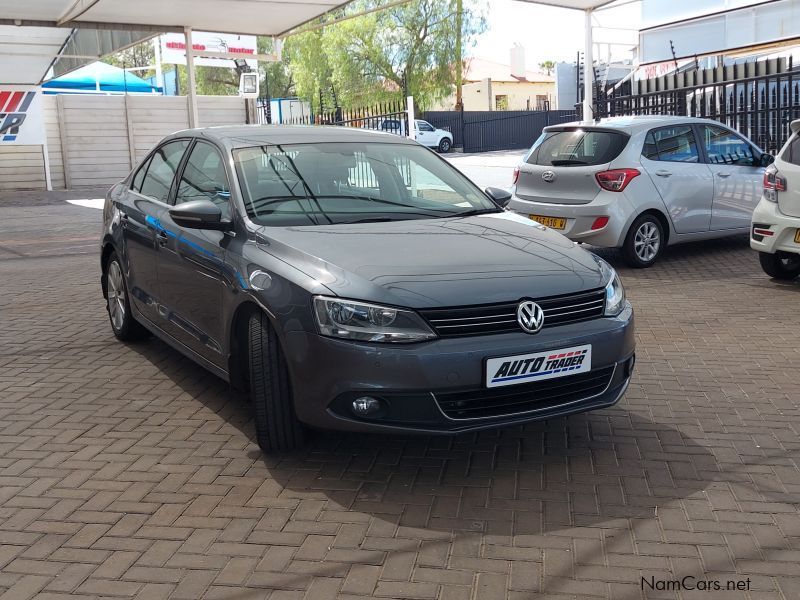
[517,301,545,334]
[542,170,556,183]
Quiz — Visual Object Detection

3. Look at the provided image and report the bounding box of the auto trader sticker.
[486,344,592,388]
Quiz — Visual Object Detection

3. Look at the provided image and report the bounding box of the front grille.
[435,366,615,420]
[419,288,606,337]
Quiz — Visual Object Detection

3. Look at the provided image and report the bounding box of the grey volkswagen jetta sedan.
[100,125,635,452]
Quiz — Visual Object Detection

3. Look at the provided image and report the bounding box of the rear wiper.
[550,159,588,166]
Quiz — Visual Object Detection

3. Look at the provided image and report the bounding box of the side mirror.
[485,186,513,208]
[760,153,775,167]
[169,199,231,231]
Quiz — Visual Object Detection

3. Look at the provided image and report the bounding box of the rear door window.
[643,126,699,163]
[526,129,628,167]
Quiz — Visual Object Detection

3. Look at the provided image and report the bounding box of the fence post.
[406,96,415,139]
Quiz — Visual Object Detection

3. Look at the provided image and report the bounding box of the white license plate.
[485,344,592,388]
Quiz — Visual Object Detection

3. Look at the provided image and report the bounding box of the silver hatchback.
[508,116,774,267]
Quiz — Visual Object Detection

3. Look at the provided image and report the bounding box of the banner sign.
[0,86,45,145]
[160,32,258,70]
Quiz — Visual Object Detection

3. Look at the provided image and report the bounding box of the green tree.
[285,0,487,111]
[539,60,556,76]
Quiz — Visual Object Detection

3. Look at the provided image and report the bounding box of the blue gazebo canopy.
[43,62,162,94]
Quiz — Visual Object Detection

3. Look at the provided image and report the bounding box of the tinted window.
[701,125,755,166]
[233,142,495,227]
[131,156,151,192]
[175,142,231,218]
[642,126,699,163]
[781,134,800,165]
[139,140,189,202]
[417,121,435,132]
[527,129,627,166]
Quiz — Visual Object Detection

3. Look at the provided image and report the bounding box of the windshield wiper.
[451,208,502,218]
[339,217,398,224]
[550,159,588,166]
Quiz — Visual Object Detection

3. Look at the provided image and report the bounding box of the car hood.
[255,212,607,309]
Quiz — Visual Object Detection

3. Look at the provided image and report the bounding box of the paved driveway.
[1,186,800,600]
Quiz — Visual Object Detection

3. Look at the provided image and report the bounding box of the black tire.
[759,251,800,280]
[103,252,149,341]
[622,214,665,268]
[438,137,452,153]
[248,311,305,452]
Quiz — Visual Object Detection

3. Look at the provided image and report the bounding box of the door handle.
[157,230,169,246]
[655,170,672,177]
[716,172,732,178]
[119,213,129,228]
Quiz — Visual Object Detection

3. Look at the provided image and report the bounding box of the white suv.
[751,120,800,279]
[415,120,453,153]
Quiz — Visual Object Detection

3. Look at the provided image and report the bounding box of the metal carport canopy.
[0,0,353,87]
[514,0,625,121]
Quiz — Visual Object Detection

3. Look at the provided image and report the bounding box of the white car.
[508,116,773,267]
[750,119,800,279]
[414,120,453,153]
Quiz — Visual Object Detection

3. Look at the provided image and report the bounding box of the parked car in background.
[751,119,800,279]
[415,119,453,153]
[377,119,453,153]
[101,125,634,453]
[508,116,774,267]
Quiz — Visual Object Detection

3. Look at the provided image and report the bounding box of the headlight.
[604,269,626,316]
[313,296,436,343]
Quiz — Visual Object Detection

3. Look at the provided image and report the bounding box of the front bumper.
[281,303,635,434]
[507,190,636,248]
[751,198,800,255]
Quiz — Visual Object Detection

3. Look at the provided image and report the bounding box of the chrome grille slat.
[420,288,606,337]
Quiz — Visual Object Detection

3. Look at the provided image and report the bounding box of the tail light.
[596,168,640,192]
[763,167,786,202]
[512,166,520,185]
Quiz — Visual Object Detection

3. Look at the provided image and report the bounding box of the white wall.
[0,94,247,191]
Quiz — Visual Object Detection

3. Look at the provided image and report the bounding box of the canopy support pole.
[185,26,199,128]
[583,8,593,122]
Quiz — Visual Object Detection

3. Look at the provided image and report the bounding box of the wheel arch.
[629,208,671,246]
[227,300,266,393]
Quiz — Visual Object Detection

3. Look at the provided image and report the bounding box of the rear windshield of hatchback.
[526,129,628,167]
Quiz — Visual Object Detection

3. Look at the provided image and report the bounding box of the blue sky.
[471,1,641,70]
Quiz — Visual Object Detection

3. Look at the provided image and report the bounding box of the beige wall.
[0,95,248,191]
[430,80,555,112]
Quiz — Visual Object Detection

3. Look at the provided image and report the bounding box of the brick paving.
[2,198,800,599]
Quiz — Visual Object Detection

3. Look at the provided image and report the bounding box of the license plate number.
[486,344,592,388]
[795,229,800,244]
[530,215,566,230]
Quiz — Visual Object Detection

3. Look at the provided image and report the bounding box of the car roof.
[545,115,732,133]
[165,124,416,149]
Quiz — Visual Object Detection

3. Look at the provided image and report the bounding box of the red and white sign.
[160,32,257,70]
[0,86,45,145]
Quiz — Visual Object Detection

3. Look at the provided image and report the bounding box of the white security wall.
[0,94,247,191]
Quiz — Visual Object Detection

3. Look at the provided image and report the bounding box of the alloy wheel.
[107,261,126,330]
[634,221,660,263]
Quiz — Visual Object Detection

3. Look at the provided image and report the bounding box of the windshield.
[232,142,497,226]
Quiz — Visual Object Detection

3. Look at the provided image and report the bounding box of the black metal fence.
[256,98,409,137]
[421,109,577,153]
[599,57,800,155]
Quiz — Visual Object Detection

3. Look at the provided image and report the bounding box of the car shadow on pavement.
[126,336,718,541]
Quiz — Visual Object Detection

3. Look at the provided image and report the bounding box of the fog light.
[352,396,382,416]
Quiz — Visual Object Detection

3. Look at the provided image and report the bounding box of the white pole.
[185,27,199,128]
[153,36,164,94]
[583,8,594,122]
[406,95,415,140]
